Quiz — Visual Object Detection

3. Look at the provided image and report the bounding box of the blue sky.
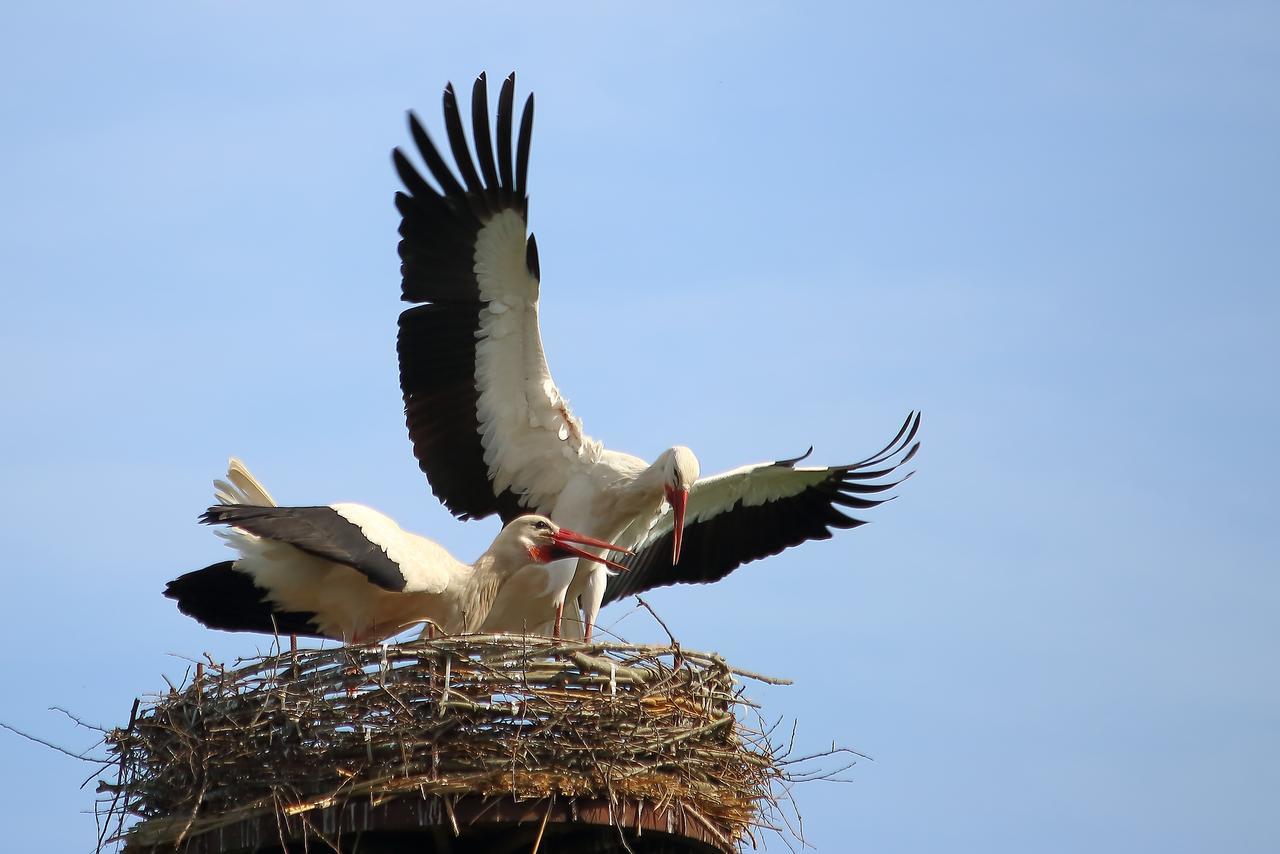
[1,2,1277,851]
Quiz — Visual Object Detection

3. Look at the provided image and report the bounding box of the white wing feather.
[213,458,277,507]
[472,212,603,514]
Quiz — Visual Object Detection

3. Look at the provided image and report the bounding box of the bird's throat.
[526,544,556,564]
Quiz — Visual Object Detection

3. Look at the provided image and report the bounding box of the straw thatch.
[97,634,839,852]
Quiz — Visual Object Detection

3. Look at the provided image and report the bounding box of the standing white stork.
[393,73,920,640]
[164,460,630,642]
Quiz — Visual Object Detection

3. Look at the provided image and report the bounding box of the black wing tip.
[800,410,924,477]
[843,410,923,471]
[391,147,424,188]
[774,445,815,467]
[165,560,323,637]
[900,440,921,466]
[442,81,464,114]
[526,234,540,280]
[515,89,535,195]
[200,503,278,526]
[201,503,245,521]
[406,109,426,135]
[403,72,535,202]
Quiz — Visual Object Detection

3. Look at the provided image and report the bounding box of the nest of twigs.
[98,635,842,852]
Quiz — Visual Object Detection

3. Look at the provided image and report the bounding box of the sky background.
[2,2,1277,851]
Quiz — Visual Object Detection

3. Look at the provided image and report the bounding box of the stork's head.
[502,515,632,573]
[661,446,700,565]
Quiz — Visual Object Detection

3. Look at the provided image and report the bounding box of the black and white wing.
[199,504,454,594]
[395,72,602,522]
[163,560,325,637]
[603,412,920,604]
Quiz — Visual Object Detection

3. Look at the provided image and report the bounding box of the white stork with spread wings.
[393,73,919,639]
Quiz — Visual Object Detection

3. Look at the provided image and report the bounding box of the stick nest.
[101,636,809,851]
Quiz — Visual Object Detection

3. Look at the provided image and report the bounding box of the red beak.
[552,528,633,572]
[666,486,689,565]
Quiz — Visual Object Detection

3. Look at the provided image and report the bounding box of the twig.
[49,706,109,733]
[529,793,554,854]
[0,721,103,762]
[443,794,459,837]
[634,597,678,647]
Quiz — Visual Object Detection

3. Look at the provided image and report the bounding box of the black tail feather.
[164,560,323,638]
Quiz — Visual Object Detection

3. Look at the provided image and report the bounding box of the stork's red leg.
[554,601,564,638]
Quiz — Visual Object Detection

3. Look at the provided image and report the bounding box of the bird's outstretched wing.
[395,72,602,522]
[603,412,921,603]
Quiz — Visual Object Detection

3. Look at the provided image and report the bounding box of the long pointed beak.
[668,487,688,565]
[552,528,633,572]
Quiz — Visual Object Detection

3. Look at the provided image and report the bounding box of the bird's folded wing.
[200,504,442,594]
[603,411,921,603]
[395,72,602,523]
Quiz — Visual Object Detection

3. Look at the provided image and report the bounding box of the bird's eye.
[535,520,550,531]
